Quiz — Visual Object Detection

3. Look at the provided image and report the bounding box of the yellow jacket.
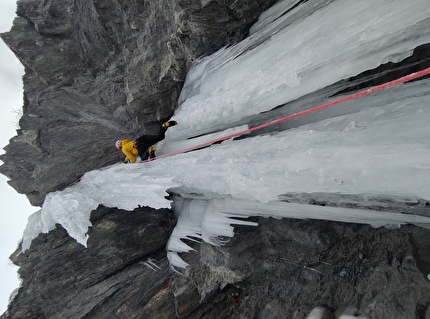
[121,139,138,163]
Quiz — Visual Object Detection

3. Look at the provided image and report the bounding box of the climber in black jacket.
[115,120,177,162]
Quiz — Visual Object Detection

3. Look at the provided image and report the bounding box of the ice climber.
[115,120,177,163]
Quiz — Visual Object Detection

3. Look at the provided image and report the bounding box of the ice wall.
[167,0,430,140]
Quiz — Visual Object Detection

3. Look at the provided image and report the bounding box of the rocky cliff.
[0,0,275,207]
[2,206,430,319]
[2,0,430,318]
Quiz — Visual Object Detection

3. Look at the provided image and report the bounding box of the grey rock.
[2,206,177,319]
[175,218,430,319]
[2,212,430,318]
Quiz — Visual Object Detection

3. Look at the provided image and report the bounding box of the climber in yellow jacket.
[115,120,177,163]
[115,139,139,163]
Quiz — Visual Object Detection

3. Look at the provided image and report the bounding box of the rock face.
[2,209,430,319]
[2,206,177,319]
[0,0,276,206]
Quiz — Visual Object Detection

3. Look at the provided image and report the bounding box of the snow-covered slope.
[22,0,430,269]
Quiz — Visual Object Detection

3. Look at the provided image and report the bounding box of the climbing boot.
[148,145,157,160]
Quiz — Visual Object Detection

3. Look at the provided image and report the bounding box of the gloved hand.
[162,120,178,129]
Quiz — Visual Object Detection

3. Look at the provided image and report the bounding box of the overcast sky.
[0,0,37,314]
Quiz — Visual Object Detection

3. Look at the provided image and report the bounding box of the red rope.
[149,67,430,161]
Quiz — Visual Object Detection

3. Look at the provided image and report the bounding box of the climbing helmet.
[115,140,122,149]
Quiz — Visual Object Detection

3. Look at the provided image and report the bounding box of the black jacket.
[135,121,176,159]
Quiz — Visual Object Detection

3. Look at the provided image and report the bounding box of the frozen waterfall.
[22,0,430,270]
